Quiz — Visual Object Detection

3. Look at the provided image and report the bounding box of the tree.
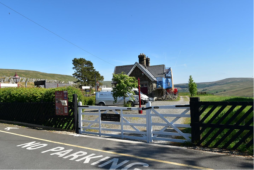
[72,58,104,87]
[112,72,138,105]
[188,75,197,97]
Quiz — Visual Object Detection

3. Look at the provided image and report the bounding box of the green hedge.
[0,87,95,105]
[83,96,95,105]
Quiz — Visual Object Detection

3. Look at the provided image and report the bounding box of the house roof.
[113,63,165,80]
[147,65,165,77]
[114,65,133,75]
[127,62,156,81]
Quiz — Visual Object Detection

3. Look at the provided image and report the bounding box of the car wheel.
[131,102,135,107]
[98,102,105,106]
[127,101,134,107]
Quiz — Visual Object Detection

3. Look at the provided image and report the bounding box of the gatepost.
[146,102,152,143]
[190,97,200,144]
[73,94,78,133]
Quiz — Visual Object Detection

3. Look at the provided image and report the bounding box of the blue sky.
[0,0,252,84]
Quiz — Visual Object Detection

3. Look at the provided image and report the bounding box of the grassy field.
[180,94,253,155]
[178,92,254,102]
[198,96,253,102]
[175,78,253,97]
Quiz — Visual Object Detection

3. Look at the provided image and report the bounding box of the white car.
[95,91,136,106]
[132,88,149,105]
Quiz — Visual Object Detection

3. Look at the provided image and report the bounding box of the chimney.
[146,57,150,67]
[138,53,146,67]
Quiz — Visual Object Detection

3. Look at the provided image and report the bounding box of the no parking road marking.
[17,141,149,170]
[4,127,19,131]
[0,130,213,170]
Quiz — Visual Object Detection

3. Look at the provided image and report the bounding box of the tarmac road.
[0,123,253,169]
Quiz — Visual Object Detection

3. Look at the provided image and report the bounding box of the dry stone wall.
[0,76,75,84]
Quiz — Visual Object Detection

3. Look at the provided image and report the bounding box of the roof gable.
[113,63,165,78]
[114,65,133,75]
[127,62,156,81]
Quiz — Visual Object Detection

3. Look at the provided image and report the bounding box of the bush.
[0,86,85,103]
[0,87,47,102]
[83,96,95,105]
[124,102,132,107]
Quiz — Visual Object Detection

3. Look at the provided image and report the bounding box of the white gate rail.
[145,102,191,143]
[78,105,148,142]
[78,102,191,143]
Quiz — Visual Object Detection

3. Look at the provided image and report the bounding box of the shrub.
[83,96,95,105]
[0,87,47,102]
[124,102,132,107]
[0,86,85,103]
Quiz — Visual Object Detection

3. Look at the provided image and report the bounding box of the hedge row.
[0,87,95,105]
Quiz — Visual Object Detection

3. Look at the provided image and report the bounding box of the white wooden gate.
[78,102,191,143]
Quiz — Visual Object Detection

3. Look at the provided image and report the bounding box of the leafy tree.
[72,58,104,87]
[188,75,197,97]
[112,72,138,105]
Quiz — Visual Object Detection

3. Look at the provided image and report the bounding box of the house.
[113,53,174,97]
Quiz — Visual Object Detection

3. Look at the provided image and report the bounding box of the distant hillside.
[175,78,253,97]
[101,81,112,87]
[0,69,77,82]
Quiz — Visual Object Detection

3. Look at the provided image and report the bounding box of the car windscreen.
[134,90,144,95]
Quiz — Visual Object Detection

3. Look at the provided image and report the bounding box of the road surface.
[0,123,252,169]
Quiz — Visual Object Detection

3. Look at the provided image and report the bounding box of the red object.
[174,88,178,95]
[55,91,69,116]
[13,72,20,83]
[13,72,19,79]
[141,86,148,95]
[166,88,171,93]
[138,78,142,114]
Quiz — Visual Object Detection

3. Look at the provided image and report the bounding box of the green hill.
[1,69,252,97]
[0,69,77,82]
[0,69,114,85]
[101,81,112,87]
[175,78,253,97]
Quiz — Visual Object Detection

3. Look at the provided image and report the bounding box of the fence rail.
[190,97,253,151]
[0,95,77,130]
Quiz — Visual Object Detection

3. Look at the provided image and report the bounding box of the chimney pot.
[138,53,146,67]
[146,57,150,67]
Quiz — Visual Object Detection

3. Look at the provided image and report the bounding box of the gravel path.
[150,96,189,106]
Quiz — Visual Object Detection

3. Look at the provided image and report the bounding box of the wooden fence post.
[73,94,78,133]
[190,97,200,144]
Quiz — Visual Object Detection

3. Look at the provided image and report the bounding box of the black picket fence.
[0,94,78,131]
[190,97,253,151]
